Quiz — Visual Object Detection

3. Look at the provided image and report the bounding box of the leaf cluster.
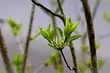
[40,18,81,50]
[7,18,22,36]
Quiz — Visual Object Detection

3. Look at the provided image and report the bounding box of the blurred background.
[0,0,110,73]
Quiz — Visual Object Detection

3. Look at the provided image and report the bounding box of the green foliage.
[80,44,89,53]
[7,18,22,36]
[103,12,110,23]
[64,19,79,38]
[65,34,81,43]
[12,54,23,66]
[40,25,56,43]
[56,26,64,40]
[12,54,23,73]
[78,63,86,73]
[44,51,60,67]
[54,64,63,73]
[97,59,104,69]
[86,59,92,69]
[40,18,81,50]
[44,51,63,73]
[40,27,50,42]
[95,42,100,50]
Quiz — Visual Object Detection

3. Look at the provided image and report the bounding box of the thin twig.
[80,0,98,73]
[57,0,65,18]
[16,36,32,72]
[92,0,101,19]
[38,0,64,17]
[50,0,64,72]
[31,0,65,24]
[59,50,75,71]
[0,28,14,73]
[57,0,78,72]
[21,4,35,73]
[55,0,64,13]
[69,43,78,73]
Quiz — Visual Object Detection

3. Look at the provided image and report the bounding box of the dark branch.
[0,29,14,73]
[80,0,98,73]
[59,50,76,71]
[31,0,65,24]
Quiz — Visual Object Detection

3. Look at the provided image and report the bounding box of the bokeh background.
[0,0,110,73]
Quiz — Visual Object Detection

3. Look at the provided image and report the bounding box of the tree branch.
[57,0,78,72]
[31,0,65,24]
[21,4,35,73]
[80,0,98,73]
[59,50,75,71]
[69,42,78,73]
[0,29,14,73]
[57,0,65,18]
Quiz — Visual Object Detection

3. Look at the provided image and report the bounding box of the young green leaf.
[7,18,22,36]
[49,28,56,41]
[12,54,23,66]
[70,21,79,34]
[65,18,70,27]
[64,19,71,37]
[66,34,81,43]
[56,26,63,40]
[13,24,22,36]
[48,43,57,49]
[40,27,49,41]
[46,24,51,33]
[68,18,73,26]
[7,18,16,28]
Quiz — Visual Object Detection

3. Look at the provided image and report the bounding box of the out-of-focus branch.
[21,4,35,73]
[0,29,14,73]
[57,0,65,18]
[69,42,78,73]
[80,0,98,73]
[92,0,101,19]
[82,0,101,43]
